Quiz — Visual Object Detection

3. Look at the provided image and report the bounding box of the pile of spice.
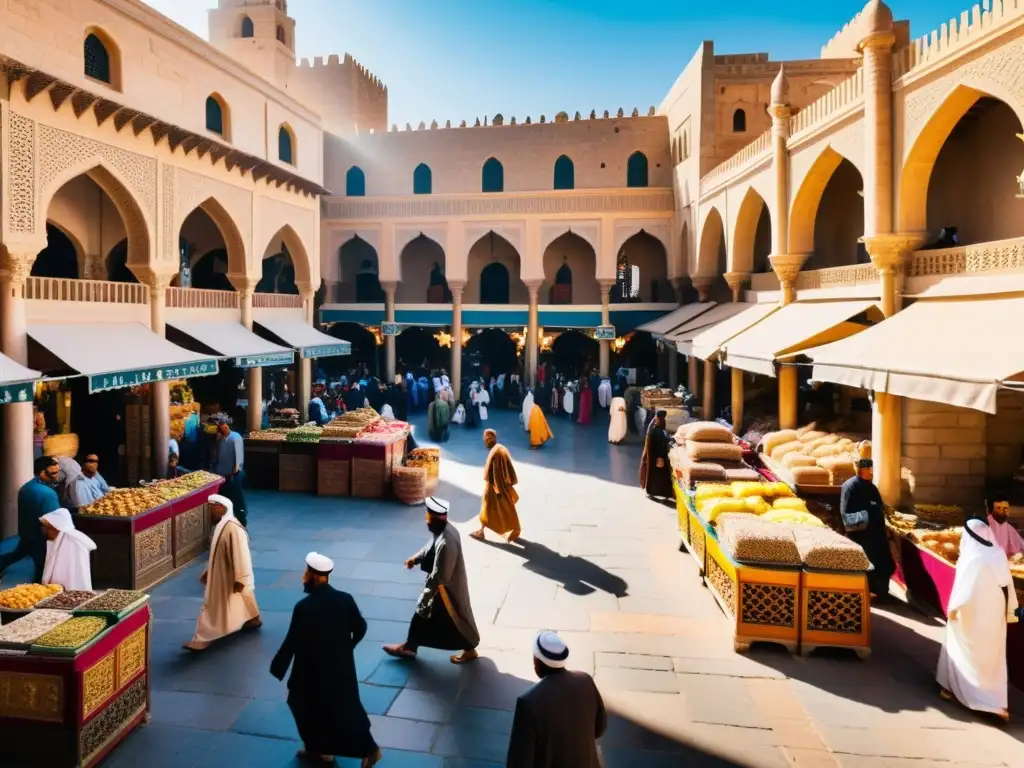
[0,610,72,647]
[36,590,99,610]
[34,616,107,649]
[76,589,147,613]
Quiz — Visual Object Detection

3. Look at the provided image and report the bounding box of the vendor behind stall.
[987,497,1024,558]
[213,418,248,527]
[840,458,895,600]
[67,454,111,510]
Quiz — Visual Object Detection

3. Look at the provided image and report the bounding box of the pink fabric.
[988,514,1024,557]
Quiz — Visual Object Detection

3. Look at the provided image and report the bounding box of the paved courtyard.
[72,410,1024,766]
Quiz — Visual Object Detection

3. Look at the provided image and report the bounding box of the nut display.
[150,470,222,501]
[0,583,62,610]
[80,487,166,517]
[247,430,288,442]
[285,425,324,443]
[913,504,966,527]
[34,616,107,649]
[717,514,802,567]
[76,589,147,613]
[0,610,72,647]
[794,528,871,571]
[35,590,99,610]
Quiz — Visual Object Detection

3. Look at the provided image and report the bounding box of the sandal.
[450,649,479,665]
[383,643,417,659]
[469,530,486,541]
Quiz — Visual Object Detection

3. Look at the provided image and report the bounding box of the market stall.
[73,472,223,590]
[0,589,151,767]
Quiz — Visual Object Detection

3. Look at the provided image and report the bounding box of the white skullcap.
[305,551,334,574]
[533,630,569,669]
[208,494,233,513]
[425,496,449,516]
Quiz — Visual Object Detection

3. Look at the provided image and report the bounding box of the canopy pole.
[233,275,262,435]
[147,274,173,481]
[724,273,750,434]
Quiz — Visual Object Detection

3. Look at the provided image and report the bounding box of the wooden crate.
[799,568,871,659]
[351,457,386,498]
[279,444,317,493]
[243,440,280,490]
[317,459,351,497]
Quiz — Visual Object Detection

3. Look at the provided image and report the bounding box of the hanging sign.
[233,351,295,369]
[595,325,616,341]
[0,382,34,405]
[89,359,219,393]
[301,342,352,359]
[381,322,400,337]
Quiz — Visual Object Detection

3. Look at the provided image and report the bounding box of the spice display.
[913,528,963,564]
[247,430,288,442]
[33,616,107,649]
[80,486,166,517]
[76,589,147,613]
[285,424,323,443]
[408,447,440,464]
[794,527,871,571]
[0,583,62,610]
[149,470,222,501]
[717,514,802,567]
[913,504,966,527]
[0,610,72,647]
[36,590,99,610]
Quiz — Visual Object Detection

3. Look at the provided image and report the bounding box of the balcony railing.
[796,263,878,290]
[252,293,303,309]
[25,277,148,304]
[908,236,1024,277]
[166,287,240,309]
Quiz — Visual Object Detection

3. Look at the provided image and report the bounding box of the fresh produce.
[0,583,62,610]
[34,616,107,649]
[716,514,802,567]
[286,425,323,443]
[76,589,147,613]
[0,610,72,647]
[794,528,871,571]
[36,590,98,610]
[81,487,166,517]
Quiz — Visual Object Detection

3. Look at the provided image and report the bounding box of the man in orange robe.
[471,429,521,543]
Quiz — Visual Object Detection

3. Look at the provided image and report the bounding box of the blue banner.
[0,382,34,405]
[233,351,295,368]
[89,359,219,393]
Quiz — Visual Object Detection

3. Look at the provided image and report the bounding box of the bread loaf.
[770,440,804,461]
[686,440,744,463]
[680,421,735,443]
[762,430,799,456]
[791,465,830,485]
[782,452,818,469]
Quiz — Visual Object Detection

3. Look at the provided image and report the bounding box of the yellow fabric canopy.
[722,300,880,377]
[803,296,1024,414]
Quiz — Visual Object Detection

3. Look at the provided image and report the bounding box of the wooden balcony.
[252,293,303,309]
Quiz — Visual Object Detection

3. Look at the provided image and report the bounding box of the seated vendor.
[67,454,111,510]
[988,497,1024,558]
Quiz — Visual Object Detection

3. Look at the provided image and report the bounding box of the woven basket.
[317,459,351,497]
[393,466,427,505]
[279,452,316,493]
[408,448,440,495]
[352,457,386,498]
[43,433,79,459]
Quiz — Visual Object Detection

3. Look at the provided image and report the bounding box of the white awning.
[0,352,39,404]
[803,296,1024,414]
[665,302,758,355]
[253,309,351,358]
[637,302,717,337]
[674,303,779,360]
[722,300,880,377]
[28,322,219,393]
[167,312,294,368]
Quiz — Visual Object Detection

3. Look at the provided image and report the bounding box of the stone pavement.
[44,409,1024,766]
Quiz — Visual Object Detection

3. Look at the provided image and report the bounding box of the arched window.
[480,262,510,304]
[733,108,746,133]
[626,151,648,188]
[278,125,295,165]
[482,158,504,193]
[205,95,225,136]
[241,16,254,38]
[346,167,366,197]
[553,155,574,190]
[413,163,432,195]
[276,25,287,45]
[84,33,111,85]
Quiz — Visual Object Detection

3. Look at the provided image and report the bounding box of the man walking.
[506,631,607,767]
[384,497,480,664]
[213,418,248,526]
[470,429,521,543]
[0,456,61,583]
[271,552,381,767]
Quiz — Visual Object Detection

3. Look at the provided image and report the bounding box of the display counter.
[681,492,706,576]
[799,568,871,659]
[244,439,281,490]
[0,601,151,767]
[75,478,223,590]
[673,481,689,547]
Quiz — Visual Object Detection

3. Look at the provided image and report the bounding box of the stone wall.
[987,389,1024,481]
[900,398,987,507]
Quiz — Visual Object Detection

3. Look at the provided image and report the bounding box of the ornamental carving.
[326,190,675,220]
[740,583,796,627]
[0,671,63,722]
[8,113,36,234]
[117,626,147,689]
[175,168,253,266]
[539,220,600,255]
[796,263,877,289]
[175,506,205,551]
[134,519,172,577]
[908,237,1024,276]
[706,556,734,615]
[79,676,147,765]
[162,165,176,264]
[806,589,863,634]
[82,651,117,719]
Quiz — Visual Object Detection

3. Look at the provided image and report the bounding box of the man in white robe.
[40,509,96,591]
[937,517,1020,720]
[184,494,261,651]
[607,397,628,444]
[521,390,535,432]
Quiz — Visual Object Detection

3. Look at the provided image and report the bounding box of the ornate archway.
[731,188,772,274]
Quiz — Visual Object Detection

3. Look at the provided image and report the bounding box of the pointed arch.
[616,230,670,302]
[241,16,254,38]
[467,231,526,303]
[482,158,504,193]
[789,146,847,256]
[626,151,649,188]
[543,231,597,303]
[553,155,575,190]
[732,108,747,133]
[413,163,432,195]
[398,234,448,302]
[205,93,229,138]
[346,166,366,197]
[480,262,510,304]
[83,28,121,90]
[278,124,296,165]
[339,236,383,303]
[179,197,247,279]
[731,187,772,274]
[262,224,312,288]
[696,206,726,279]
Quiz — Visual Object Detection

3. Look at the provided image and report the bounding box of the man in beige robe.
[184,494,261,651]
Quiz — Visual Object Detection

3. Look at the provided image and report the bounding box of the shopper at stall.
[840,458,894,599]
[67,454,111,510]
[168,451,191,479]
[506,631,606,768]
[578,378,593,426]
[987,497,1024,558]
[471,429,521,543]
[184,494,261,651]
[0,456,61,583]
[937,517,1018,722]
[383,496,480,664]
[309,389,330,426]
[40,508,96,591]
[270,552,382,767]
[213,418,248,528]
[639,411,672,500]
[528,398,554,450]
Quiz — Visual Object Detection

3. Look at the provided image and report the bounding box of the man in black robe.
[840,459,894,599]
[639,410,673,500]
[270,552,381,766]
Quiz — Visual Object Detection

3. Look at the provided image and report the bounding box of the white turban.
[533,630,569,669]
[425,496,449,516]
[208,494,234,516]
[305,551,334,574]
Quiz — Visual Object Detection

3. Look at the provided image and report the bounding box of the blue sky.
[145,0,977,126]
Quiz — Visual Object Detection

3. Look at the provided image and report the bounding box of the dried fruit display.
[794,528,871,571]
[717,514,802,567]
[0,583,62,610]
[34,616,107,649]
[286,425,323,443]
[80,487,166,517]
[247,430,288,442]
[0,610,72,647]
[35,590,98,610]
[149,471,222,501]
[75,589,147,613]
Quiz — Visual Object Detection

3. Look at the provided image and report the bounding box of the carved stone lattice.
[706,556,735,616]
[0,671,63,722]
[117,626,147,689]
[79,676,147,766]
[175,506,205,551]
[796,263,877,289]
[8,113,35,234]
[134,520,171,576]
[161,165,176,264]
[909,238,1024,277]
[806,589,863,634]
[82,651,116,720]
[740,583,796,627]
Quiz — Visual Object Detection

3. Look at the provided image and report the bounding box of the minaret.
[208,0,296,88]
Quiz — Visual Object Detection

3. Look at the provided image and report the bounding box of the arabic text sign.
[234,351,295,368]
[595,325,616,341]
[0,382,34,405]
[301,343,351,359]
[89,359,219,393]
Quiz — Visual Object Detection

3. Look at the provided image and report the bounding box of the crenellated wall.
[291,53,387,137]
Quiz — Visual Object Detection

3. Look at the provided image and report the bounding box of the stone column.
[724,272,750,434]
[671,276,688,305]
[146,274,173,480]
[450,282,465,401]
[599,280,614,377]
[703,359,716,420]
[382,281,397,383]
[232,276,262,435]
[526,281,542,387]
[769,254,807,429]
[858,1,896,241]
[0,250,36,539]
[688,357,699,397]
[690,277,716,414]
[691,276,715,303]
[298,287,315,423]
[768,65,792,260]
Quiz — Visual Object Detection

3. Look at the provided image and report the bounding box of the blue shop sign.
[89,359,219,393]
[595,325,616,341]
[234,351,295,368]
[301,342,351,359]
[0,382,34,405]
[381,322,400,337]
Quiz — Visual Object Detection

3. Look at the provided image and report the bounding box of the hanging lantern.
[434,330,453,348]
[461,328,473,347]
[540,335,554,353]
[612,337,627,353]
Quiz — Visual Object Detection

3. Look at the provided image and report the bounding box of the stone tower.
[208,0,296,90]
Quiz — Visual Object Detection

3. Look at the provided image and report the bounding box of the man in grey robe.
[506,631,606,768]
[383,496,480,664]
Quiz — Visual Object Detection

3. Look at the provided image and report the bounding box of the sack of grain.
[772,496,809,512]
[794,528,871,571]
[762,430,799,456]
[717,514,802,567]
[796,423,819,437]
[782,452,818,469]
[798,430,828,443]
[681,462,728,487]
[810,443,850,459]
[816,455,856,485]
[791,465,830,486]
[680,421,735,443]
[723,467,761,483]
[770,440,804,462]
[695,483,733,502]
[699,497,749,521]
[686,440,744,463]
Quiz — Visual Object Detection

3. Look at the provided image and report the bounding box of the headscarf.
[41,509,96,553]
[948,518,1012,615]
[41,508,97,590]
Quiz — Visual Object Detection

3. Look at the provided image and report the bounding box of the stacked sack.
[760,424,870,488]
[670,421,759,488]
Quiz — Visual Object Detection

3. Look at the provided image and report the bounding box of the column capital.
[525,279,543,301]
[296,280,317,300]
[769,253,808,285]
[690,275,717,303]
[139,271,175,294]
[448,280,466,302]
[380,280,398,296]
[723,271,750,302]
[0,250,36,286]
[228,273,259,297]
[862,234,925,273]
